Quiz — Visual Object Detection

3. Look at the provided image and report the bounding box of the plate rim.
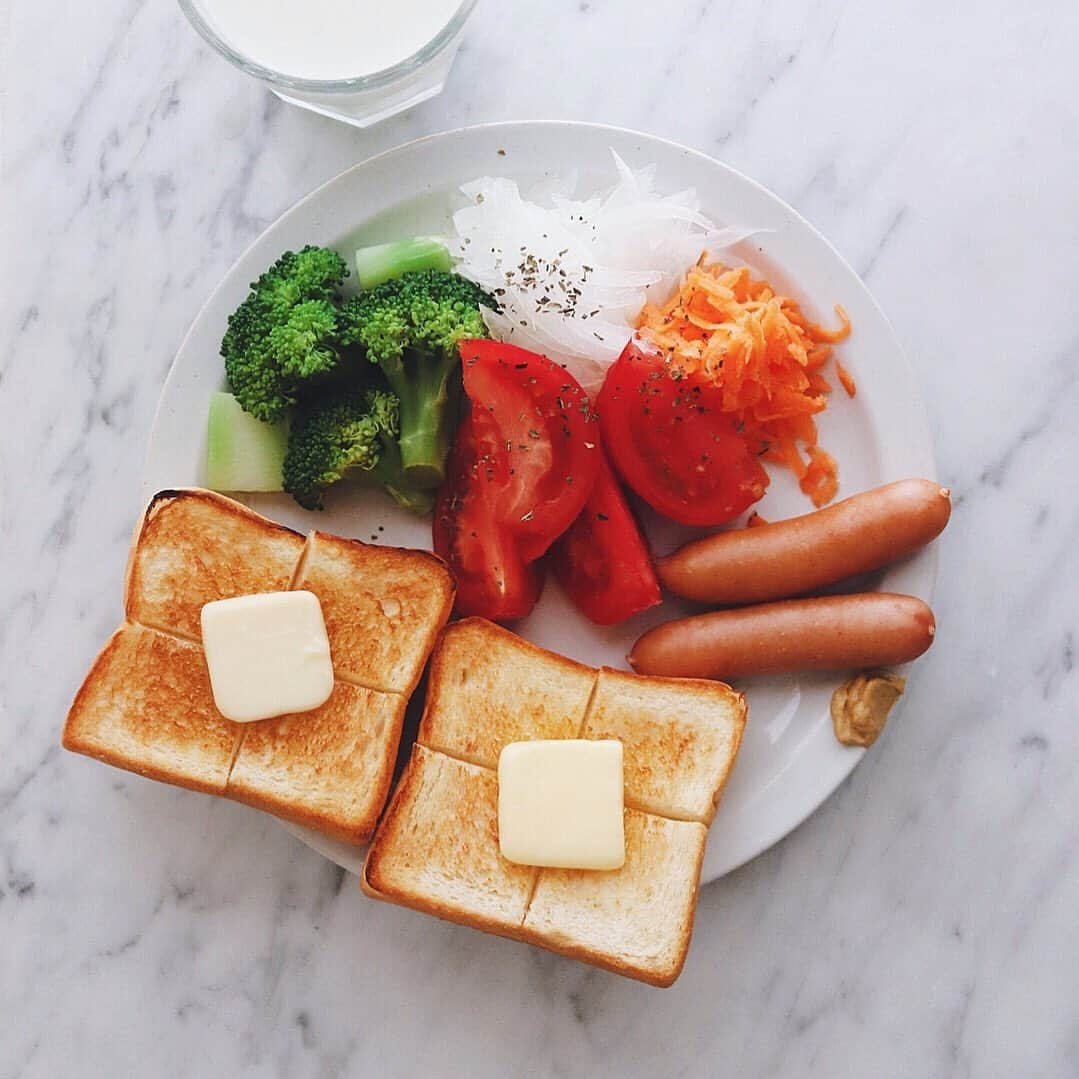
[143,119,938,885]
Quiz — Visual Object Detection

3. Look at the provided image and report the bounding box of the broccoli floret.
[282,388,394,510]
[340,270,495,489]
[222,246,350,422]
[282,387,432,515]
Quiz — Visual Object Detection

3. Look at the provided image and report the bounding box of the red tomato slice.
[433,409,544,621]
[597,340,768,526]
[459,339,599,562]
[550,448,661,626]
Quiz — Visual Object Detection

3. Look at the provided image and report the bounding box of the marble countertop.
[3,1,1077,1075]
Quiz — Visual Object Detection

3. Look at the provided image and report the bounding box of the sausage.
[657,479,950,605]
[629,593,935,680]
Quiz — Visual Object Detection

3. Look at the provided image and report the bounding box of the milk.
[195,0,464,81]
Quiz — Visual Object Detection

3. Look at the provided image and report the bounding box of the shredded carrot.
[636,261,853,507]
[802,446,839,506]
[836,360,857,398]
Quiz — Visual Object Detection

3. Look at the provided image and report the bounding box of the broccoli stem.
[360,432,436,515]
[354,239,453,290]
[389,349,462,489]
[380,478,436,516]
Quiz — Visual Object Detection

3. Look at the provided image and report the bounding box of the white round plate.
[144,121,936,884]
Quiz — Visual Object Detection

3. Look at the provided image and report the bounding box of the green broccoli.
[282,387,432,515]
[340,270,495,489]
[222,246,351,422]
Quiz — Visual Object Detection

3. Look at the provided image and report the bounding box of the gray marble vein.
[3,0,1079,1075]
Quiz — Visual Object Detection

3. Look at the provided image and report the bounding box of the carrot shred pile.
[636,261,853,506]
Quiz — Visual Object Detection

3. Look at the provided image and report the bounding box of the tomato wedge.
[433,408,544,620]
[459,339,599,562]
[433,340,599,622]
[597,340,768,526]
[550,448,661,625]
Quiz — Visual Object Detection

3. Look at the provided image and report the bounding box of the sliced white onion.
[450,151,760,392]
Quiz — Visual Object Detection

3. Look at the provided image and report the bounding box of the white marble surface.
[3,1,1078,1074]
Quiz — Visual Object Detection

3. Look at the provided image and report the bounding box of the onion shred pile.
[450,153,756,392]
[636,261,853,507]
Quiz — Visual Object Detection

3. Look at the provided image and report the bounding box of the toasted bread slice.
[581,669,746,823]
[365,619,750,985]
[363,745,538,934]
[226,684,407,844]
[68,489,453,841]
[418,618,595,768]
[295,532,454,695]
[63,623,242,794]
[523,810,707,987]
[125,489,304,640]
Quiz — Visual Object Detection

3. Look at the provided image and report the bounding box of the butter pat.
[498,740,625,870]
[200,591,334,723]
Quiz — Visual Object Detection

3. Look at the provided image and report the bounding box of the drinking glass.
[178,0,478,128]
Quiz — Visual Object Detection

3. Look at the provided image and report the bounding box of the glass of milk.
[179,0,477,127]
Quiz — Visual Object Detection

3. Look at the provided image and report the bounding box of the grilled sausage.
[629,593,935,680]
[657,479,950,605]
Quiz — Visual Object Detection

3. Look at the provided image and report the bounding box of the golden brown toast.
[418,618,596,768]
[582,668,746,823]
[295,531,454,695]
[364,618,747,986]
[522,810,707,987]
[125,489,305,640]
[226,683,408,844]
[363,746,538,935]
[65,489,455,843]
[63,623,243,794]
[364,746,711,987]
